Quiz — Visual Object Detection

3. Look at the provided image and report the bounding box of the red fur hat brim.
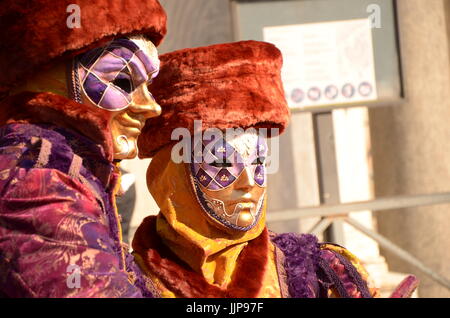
[0,92,114,160]
[138,40,291,158]
[0,0,167,94]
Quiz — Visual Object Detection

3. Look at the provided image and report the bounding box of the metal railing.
[266,192,450,290]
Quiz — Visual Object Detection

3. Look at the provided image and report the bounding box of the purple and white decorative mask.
[190,131,267,231]
[70,36,161,159]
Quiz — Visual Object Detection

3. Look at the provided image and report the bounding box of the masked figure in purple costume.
[0,0,166,297]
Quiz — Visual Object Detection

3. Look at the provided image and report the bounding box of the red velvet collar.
[0,91,114,161]
[132,216,270,298]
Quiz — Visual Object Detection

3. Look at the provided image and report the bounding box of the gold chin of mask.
[235,203,258,227]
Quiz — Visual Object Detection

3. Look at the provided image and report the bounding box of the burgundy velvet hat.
[0,0,167,95]
[138,40,291,158]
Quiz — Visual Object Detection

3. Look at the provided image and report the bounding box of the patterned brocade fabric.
[0,123,147,297]
[319,244,379,298]
[272,233,379,298]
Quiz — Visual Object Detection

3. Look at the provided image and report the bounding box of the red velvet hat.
[138,40,290,158]
[0,0,167,95]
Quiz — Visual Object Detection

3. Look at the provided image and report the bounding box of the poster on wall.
[264,19,377,109]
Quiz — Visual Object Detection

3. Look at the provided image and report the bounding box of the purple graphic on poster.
[290,88,305,103]
[342,83,355,99]
[324,85,338,100]
[358,82,373,97]
[307,87,321,101]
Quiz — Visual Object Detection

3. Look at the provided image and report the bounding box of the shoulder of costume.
[270,231,377,298]
[270,231,321,298]
[0,93,117,188]
[318,242,379,297]
[0,91,114,161]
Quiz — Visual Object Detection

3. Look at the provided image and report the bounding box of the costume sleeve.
[317,243,380,298]
[0,166,142,298]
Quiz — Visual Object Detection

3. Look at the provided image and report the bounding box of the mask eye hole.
[252,157,266,165]
[112,77,133,94]
[209,160,232,168]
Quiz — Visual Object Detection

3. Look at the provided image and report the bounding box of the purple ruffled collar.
[271,233,321,298]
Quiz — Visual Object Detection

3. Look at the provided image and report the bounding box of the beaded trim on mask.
[68,58,83,104]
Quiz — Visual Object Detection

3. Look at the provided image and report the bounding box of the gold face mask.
[72,36,161,160]
[189,131,267,232]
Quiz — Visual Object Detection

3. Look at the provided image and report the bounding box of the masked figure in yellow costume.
[132,41,418,298]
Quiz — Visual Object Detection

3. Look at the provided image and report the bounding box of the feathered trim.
[271,233,321,298]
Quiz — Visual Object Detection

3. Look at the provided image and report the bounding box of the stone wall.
[369,0,450,297]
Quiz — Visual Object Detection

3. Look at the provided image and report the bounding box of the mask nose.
[128,83,161,119]
[234,167,255,191]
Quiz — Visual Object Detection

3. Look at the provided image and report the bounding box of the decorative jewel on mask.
[71,37,159,111]
[69,59,83,104]
[205,198,227,216]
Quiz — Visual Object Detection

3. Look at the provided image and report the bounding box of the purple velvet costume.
[272,233,373,298]
[0,123,154,297]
